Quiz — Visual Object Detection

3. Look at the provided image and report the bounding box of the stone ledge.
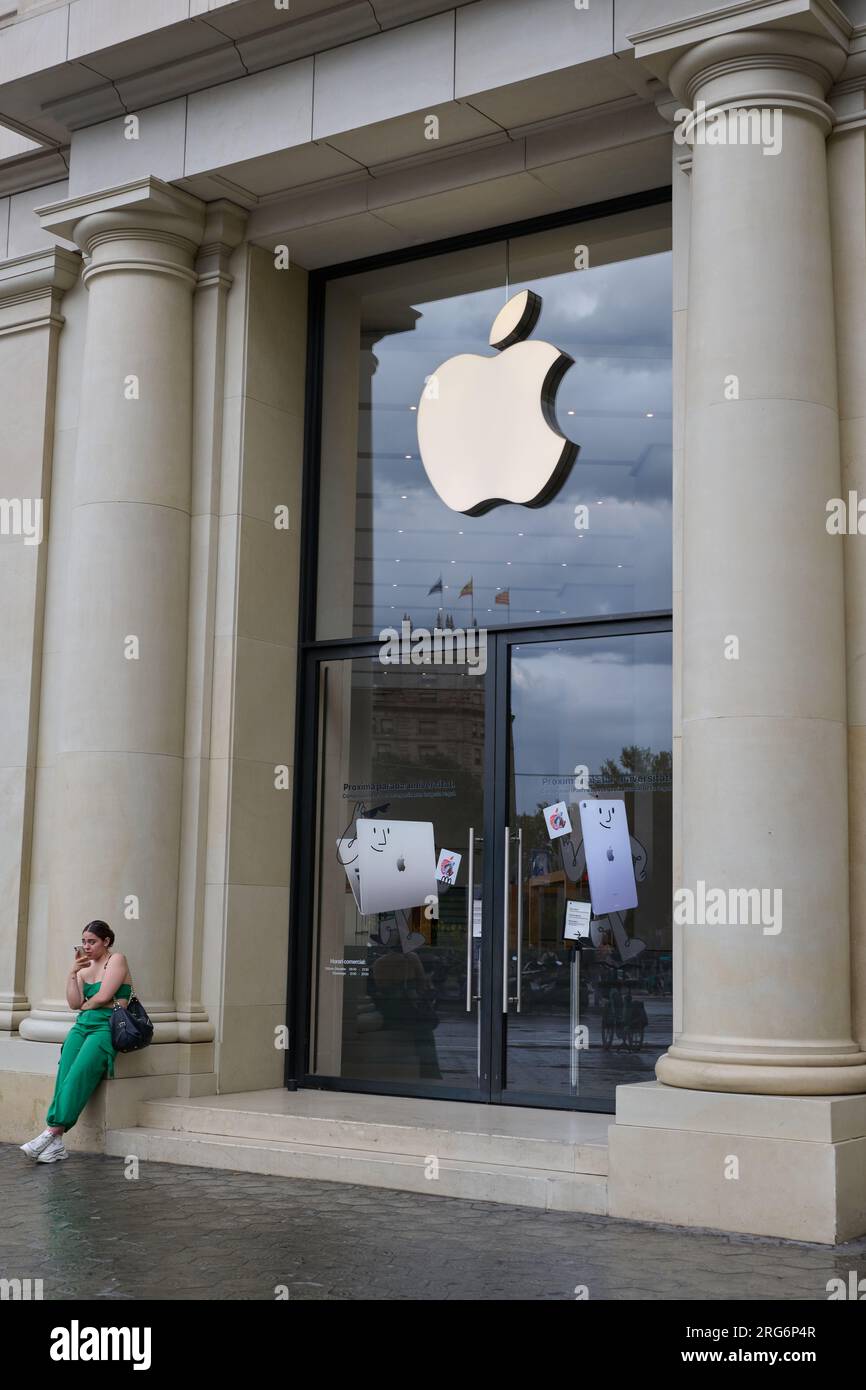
[616,1080,866,1142]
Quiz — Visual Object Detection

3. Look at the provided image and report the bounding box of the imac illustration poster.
[577,800,638,916]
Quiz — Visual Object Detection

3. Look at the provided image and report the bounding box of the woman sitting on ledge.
[20,920,132,1165]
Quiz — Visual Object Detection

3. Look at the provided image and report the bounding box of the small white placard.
[543,800,573,840]
[436,849,462,884]
[564,900,592,942]
[472,901,482,938]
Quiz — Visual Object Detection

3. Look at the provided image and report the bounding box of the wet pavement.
[2,1142,865,1301]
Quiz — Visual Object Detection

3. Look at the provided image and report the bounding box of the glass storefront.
[297,195,673,1111]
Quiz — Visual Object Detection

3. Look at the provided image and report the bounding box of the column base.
[19,1005,185,1044]
[609,1082,866,1243]
[657,1046,866,1095]
[0,991,31,1032]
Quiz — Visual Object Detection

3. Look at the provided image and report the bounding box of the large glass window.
[317,203,672,640]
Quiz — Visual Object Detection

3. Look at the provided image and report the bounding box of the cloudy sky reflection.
[328,236,672,636]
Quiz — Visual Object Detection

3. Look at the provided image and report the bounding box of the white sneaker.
[20,1128,56,1160]
[36,1136,69,1164]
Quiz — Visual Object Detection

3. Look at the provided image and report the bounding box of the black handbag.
[111,993,154,1052]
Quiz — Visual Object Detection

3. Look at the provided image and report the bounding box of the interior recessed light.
[409,405,417,411]
[567,409,575,416]
[645,412,654,418]
[401,495,407,500]
[405,454,412,459]
[506,561,512,565]
[518,532,523,537]
[561,563,567,567]
[458,531,463,535]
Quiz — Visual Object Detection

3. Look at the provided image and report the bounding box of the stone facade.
[2,0,866,1241]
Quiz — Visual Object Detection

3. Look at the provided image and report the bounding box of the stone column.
[651,30,866,1094]
[0,247,79,1032]
[19,179,205,1043]
[827,71,866,1058]
[174,202,246,1046]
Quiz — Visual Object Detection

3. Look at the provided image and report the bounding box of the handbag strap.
[103,950,138,1006]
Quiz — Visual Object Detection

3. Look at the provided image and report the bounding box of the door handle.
[503,827,523,1014]
[515,826,523,1015]
[466,826,475,1013]
[502,826,510,1012]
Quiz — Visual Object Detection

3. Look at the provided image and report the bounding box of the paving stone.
[3,1142,866,1300]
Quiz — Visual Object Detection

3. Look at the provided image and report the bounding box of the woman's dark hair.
[84,920,115,947]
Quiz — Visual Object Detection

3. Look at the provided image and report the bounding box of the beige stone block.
[182,512,219,757]
[245,253,307,416]
[222,243,251,405]
[849,724,866,1049]
[0,1069,57,1144]
[53,279,88,434]
[0,763,27,915]
[239,395,303,529]
[828,128,866,424]
[218,393,243,516]
[219,1002,287,1093]
[49,750,184,1004]
[618,1081,866,1142]
[201,881,226,1016]
[227,757,292,889]
[0,548,39,768]
[687,125,837,411]
[205,758,230,887]
[236,513,299,648]
[233,636,296,766]
[608,1120,859,1242]
[682,398,845,723]
[73,273,194,511]
[60,501,189,756]
[209,634,234,763]
[223,884,290,1008]
[213,512,240,640]
[679,715,851,1052]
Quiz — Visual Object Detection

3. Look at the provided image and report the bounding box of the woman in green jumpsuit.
[20,920,132,1164]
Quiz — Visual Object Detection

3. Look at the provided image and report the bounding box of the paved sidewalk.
[1,1143,865,1301]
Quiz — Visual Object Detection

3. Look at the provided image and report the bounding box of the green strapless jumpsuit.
[46,982,132,1131]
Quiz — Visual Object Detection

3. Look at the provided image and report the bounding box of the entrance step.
[105,1090,610,1213]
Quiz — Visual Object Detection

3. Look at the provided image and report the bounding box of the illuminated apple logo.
[417,289,578,516]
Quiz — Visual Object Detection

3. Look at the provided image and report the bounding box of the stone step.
[104,1125,608,1213]
[136,1095,608,1176]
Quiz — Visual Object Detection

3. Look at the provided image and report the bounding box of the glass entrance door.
[296,620,672,1111]
[494,627,673,1108]
[304,650,491,1098]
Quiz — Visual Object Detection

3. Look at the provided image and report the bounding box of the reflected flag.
[427,574,443,595]
[459,577,474,598]
[495,589,510,605]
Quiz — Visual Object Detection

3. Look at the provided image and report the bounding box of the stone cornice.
[195,198,247,288]
[0,245,80,336]
[37,176,206,254]
[631,0,851,83]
